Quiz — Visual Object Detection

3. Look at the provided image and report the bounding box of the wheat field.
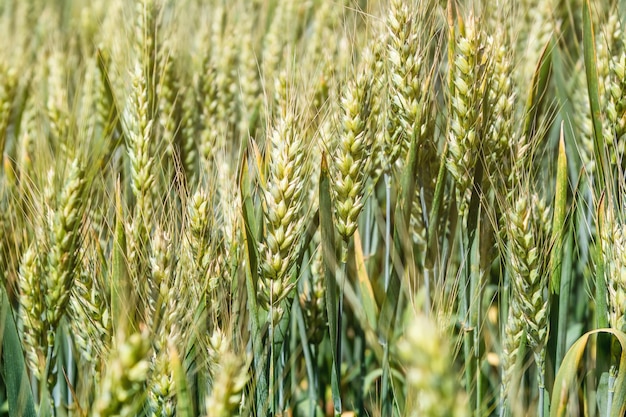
[0,0,624,416]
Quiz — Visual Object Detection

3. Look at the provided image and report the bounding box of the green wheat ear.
[258,108,311,324]
[330,46,377,248]
[399,308,468,417]
[2,0,623,415]
[93,331,151,417]
[446,13,489,218]
[505,189,552,400]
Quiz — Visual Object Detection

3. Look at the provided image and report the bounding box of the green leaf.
[550,329,626,417]
[555,232,575,374]
[353,230,378,329]
[582,0,609,189]
[238,151,266,408]
[95,48,124,166]
[426,142,448,269]
[597,195,609,329]
[172,345,193,417]
[294,300,318,417]
[522,36,553,142]
[0,285,36,417]
[378,119,422,345]
[55,320,72,417]
[551,125,569,294]
[551,39,583,176]
[111,180,133,334]
[319,154,341,415]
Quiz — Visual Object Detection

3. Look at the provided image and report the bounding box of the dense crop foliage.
[0,0,625,416]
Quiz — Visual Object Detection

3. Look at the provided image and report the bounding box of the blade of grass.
[353,230,378,329]
[56,320,73,416]
[239,150,267,409]
[522,37,554,142]
[551,125,570,383]
[596,194,609,329]
[184,303,205,415]
[95,48,124,167]
[319,154,341,415]
[582,0,609,190]
[295,299,317,417]
[467,149,485,417]
[425,141,448,270]
[556,229,574,373]
[550,329,626,417]
[171,344,193,417]
[597,193,612,417]
[111,180,133,334]
[551,124,569,295]
[0,284,36,417]
[378,90,423,415]
[551,39,583,177]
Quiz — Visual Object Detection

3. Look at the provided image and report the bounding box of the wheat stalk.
[384,0,434,170]
[46,159,87,328]
[46,50,70,154]
[19,244,46,382]
[0,63,17,158]
[398,310,468,417]
[93,331,151,417]
[604,220,626,332]
[299,235,327,345]
[446,13,490,217]
[506,190,551,398]
[69,240,111,372]
[330,49,376,249]
[258,109,311,323]
[484,31,516,186]
[205,329,249,417]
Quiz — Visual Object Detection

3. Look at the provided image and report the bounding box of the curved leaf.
[551,328,626,417]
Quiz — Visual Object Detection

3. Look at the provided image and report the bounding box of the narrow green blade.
[111,180,133,334]
[0,285,36,417]
[319,154,341,415]
[551,125,569,294]
[550,329,626,417]
[522,37,553,142]
[238,151,266,408]
[172,345,193,417]
[582,0,609,189]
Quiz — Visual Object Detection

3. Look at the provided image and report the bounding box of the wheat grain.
[398,310,468,417]
[125,62,155,222]
[69,240,111,371]
[93,331,151,417]
[18,244,46,381]
[0,64,17,158]
[506,191,551,389]
[384,0,433,170]
[484,32,516,186]
[446,13,488,217]
[205,329,249,417]
[45,159,86,328]
[46,50,70,154]
[330,49,376,247]
[299,235,327,345]
[258,109,311,322]
[179,85,200,184]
